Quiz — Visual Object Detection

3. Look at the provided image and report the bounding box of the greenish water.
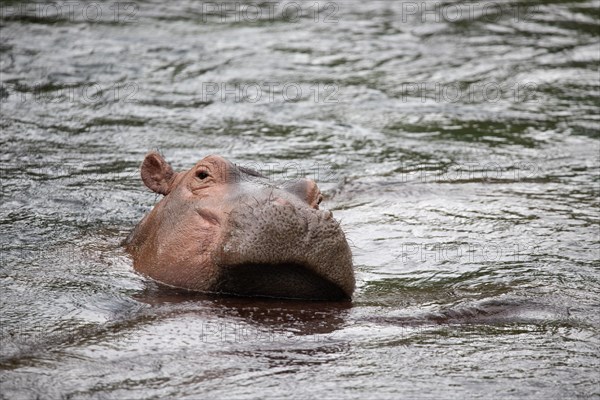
[1,1,599,399]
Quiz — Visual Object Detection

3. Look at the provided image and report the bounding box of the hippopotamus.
[124,152,355,301]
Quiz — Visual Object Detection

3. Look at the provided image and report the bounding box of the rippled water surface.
[1,1,599,398]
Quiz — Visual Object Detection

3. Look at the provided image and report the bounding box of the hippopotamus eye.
[196,170,209,180]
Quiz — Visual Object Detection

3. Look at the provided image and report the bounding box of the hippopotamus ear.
[141,151,176,195]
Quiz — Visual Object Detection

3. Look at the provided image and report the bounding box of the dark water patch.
[361,305,577,336]
[386,119,546,147]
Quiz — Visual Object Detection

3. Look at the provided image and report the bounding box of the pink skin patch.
[271,197,290,206]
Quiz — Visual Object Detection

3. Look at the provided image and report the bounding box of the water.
[1,0,598,398]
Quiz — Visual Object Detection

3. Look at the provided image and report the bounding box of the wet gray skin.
[214,186,355,300]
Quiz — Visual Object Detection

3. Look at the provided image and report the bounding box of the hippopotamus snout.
[215,192,354,299]
[124,152,355,300]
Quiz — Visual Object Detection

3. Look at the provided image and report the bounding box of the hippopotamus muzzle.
[124,152,355,301]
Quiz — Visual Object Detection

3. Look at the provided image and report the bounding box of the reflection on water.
[133,287,352,336]
[1,0,599,398]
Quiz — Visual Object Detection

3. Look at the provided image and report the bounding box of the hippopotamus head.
[124,152,355,300]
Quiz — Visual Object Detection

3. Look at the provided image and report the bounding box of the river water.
[1,1,598,399]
